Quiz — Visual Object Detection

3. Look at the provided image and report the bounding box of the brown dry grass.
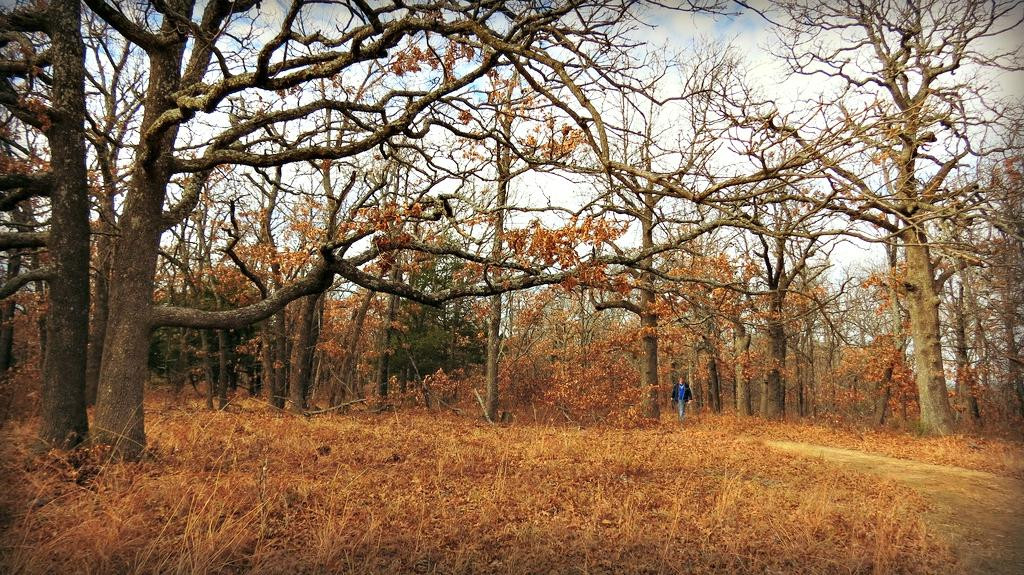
[696,412,1024,479]
[0,398,967,575]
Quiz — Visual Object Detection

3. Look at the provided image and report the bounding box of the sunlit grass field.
[2,395,1019,574]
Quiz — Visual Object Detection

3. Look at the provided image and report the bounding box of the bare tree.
[41,0,668,456]
[1,0,91,448]
[768,0,1023,434]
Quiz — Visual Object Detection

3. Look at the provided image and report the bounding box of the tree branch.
[82,0,162,51]
[222,199,268,298]
[0,5,49,33]
[0,174,52,211]
[0,266,51,299]
[160,171,209,230]
[0,231,47,249]
[593,298,643,315]
[150,255,335,329]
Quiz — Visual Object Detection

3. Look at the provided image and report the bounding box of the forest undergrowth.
[1,395,1021,575]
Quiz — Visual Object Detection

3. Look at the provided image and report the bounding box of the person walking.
[671,379,693,422]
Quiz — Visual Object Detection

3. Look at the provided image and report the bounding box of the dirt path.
[765,440,1024,575]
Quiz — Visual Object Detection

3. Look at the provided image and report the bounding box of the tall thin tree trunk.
[952,288,981,425]
[336,290,374,404]
[269,310,287,408]
[805,331,817,417]
[258,324,272,401]
[733,323,752,416]
[873,366,894,426]
[705,339,721,413]
[485,291,503,421]
[289,295,319,413]
[874,244,904,426]
[201,330,215,410]
[793,337,804,417]
[827,335,838,414]
[1005,312,1024,420]
[310,296,325,400]
[85,261,109,406]
[0,254,21,374]
[376,269,401,400]
[40,0,91,448]
[35,278,46,365]
[958,262,990,424]
[85,207,114,407]
[484,156,509,421]
[217,329,230,409]
[687,356,701,411]
[171,329,189,395]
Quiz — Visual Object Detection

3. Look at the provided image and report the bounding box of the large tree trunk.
[93,180,165,456]
[39,0,91,448]
[638,196,660,419]
[288,295,320,413]
[733,323,752,416]
[902,237,955,434]
[760,295,787,419]
[94,40,186,457]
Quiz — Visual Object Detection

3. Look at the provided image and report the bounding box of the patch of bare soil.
[765,440,1024,575]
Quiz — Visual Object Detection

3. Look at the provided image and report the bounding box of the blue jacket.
[672,383,693,402]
